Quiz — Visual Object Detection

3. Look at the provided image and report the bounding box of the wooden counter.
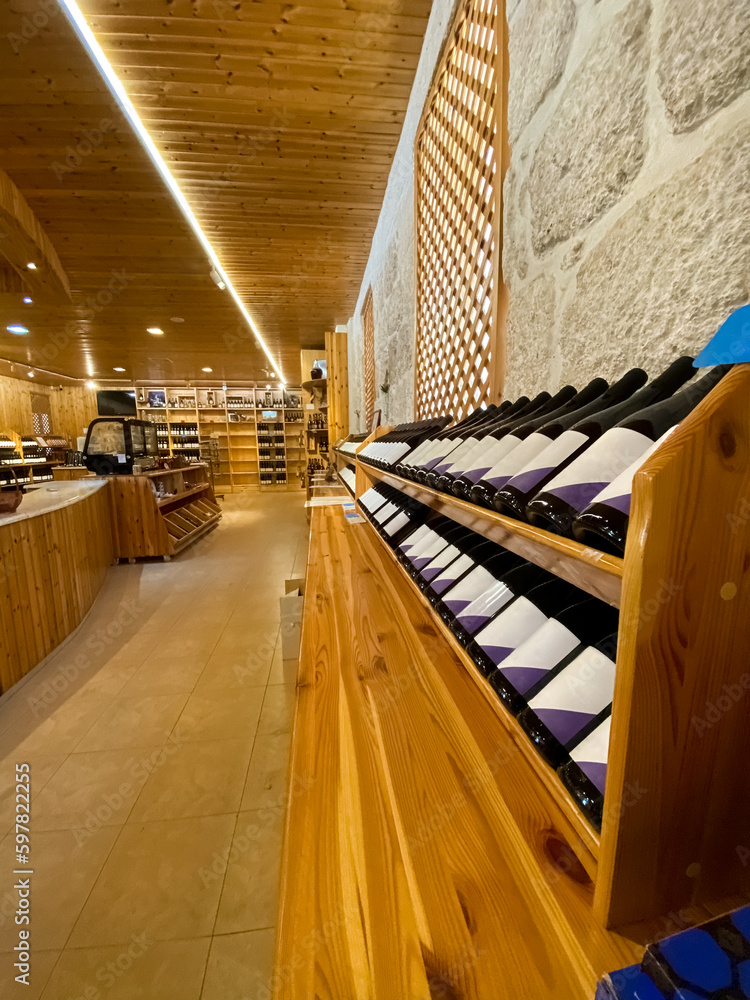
[275,506,730,998]
[0,481,113,694]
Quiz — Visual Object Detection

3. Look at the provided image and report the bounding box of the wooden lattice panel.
[415,0,498,421]
[362,286,376,428]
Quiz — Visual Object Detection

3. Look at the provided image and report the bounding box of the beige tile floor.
[0,492,307,999]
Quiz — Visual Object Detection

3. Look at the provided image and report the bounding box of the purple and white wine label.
[372,501,401,524]
[409,533,451,570]
[359,489,389,513]
[581,428,676,518]
[501,430,589,498]
[462,434,521,481]
[441,565,498,615]
[475,435,526,488]
[528,646,616,746]
[419,543,463,582]
[473,597,549,666]
[496,619,581,695]
[569,715,611,794]
[429,552,474,594]
[479,431,555,493]
[384,511,412,537]
[433,436,482,476]
[398,523,434,555]
[423,438,465,472]
[542,427,653,515]
[404,438,437,466]
[454,581,515,634]
[442,436,492,477]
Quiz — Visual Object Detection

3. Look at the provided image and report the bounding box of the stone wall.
[347,0,750,427]
[504,0,750,396]
[347,0,459,431]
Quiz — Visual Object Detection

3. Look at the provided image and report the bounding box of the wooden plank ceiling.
[0,0,431,384]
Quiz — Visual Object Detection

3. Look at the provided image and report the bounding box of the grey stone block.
[504,274,558,398]
[559,126,750,382]
[508,0,577,141]
[527,0,651,255]
[658,0,750,133]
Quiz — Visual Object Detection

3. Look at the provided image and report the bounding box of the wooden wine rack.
[355,364,750,928]
[108,464,222,561]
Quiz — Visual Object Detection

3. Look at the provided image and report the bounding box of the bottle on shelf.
[359,418,453,470]
[557,711,612,829]
[518,632,619,769]
[425,392,563,491]
[486,596,619,715]
[487,369,649,517]
[448,380,611,499]
[445,555,542,647]
[525,362,730,536]
[464,574,582,679]
[571,429,676,555]
[397,404,502,480]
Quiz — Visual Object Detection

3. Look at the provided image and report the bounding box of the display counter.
[0,480,113,694]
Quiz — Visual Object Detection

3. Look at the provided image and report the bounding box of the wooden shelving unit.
[134,384,304,492]
[108,463,222,561]
[354,364,750,928]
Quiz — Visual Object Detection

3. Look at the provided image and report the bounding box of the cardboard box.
[280,578,305,660]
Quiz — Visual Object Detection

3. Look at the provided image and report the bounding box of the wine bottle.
[415,403,519,484]
[571,428,677,555]
[452,378,617,500]
[487,597,619,715]
[420,391,555,488]
[489,369,648,517]
[518,632,619,769]
[557,711,612,829]
[422,538,502,606]
[448,560,544,646]
[396,515,452,565]
[407,521,473,578]
[465,575,582,678]
[436,550,525,626]
[397,405,502,479]
[526,362,730,535]
[431,387,580,493]
[360,417,451,469]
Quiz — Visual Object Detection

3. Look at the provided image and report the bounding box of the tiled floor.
[0,492,307,999]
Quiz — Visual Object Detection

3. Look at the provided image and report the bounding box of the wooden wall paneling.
[325,329,349,446]
[0,373,34,434]
[596,364,750,927]
[0,486,113,694]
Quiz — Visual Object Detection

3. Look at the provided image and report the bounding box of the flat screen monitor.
[97,390,137,417]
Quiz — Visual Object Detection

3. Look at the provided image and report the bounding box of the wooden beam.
[0,168,72,303]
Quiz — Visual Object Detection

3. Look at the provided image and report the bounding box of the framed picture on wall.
[370,409,382,434]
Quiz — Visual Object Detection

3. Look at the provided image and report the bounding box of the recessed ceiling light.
[27,371,35,378]
[26,262,37,270]
[113,367,126,372]
[86,380,96,389]
[170,317,184,323]
[202,367,213,373]
[23,296,32,304]
[147,327,164,335]
[7,325,28,335]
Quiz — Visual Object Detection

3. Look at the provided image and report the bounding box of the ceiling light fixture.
[27,371,35,378]
[209,269,226,291]
[7,325,28,335]
[170,317,184,323]
[23,297,32,304]
[57,0,286,385]
[113,367,126,372]
[86,380,97,389]
[202,367,213,373]
[26,262,37,270]
[147,327,164,335]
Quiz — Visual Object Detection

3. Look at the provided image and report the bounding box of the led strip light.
[58,0,287,385]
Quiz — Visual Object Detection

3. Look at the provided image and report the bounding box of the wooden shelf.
[360,464,623,608]
[353,366,750,928]
[157,483,210,508]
